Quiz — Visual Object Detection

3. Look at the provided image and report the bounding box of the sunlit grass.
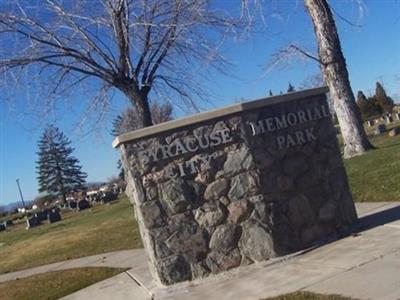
[0,267,127,300]
[0,195,142,274]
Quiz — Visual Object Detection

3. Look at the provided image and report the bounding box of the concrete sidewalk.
[62,202,400,300]
[0,249,142,283]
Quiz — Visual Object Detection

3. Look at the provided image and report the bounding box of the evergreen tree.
[287,82,295,92]
[36,126,87,202]
[375,82,394,113]
[356,91,382,120]
[268,89,273,97]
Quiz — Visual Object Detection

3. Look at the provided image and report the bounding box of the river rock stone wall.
[117,91,357,285]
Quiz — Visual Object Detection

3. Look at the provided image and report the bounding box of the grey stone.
[227,199,252,224]
[206,248,241,273]
[158,255,192,285]
[277,175,294,191]
[253,148,274,169]
[301,224,326,245]
[203,178,229,201]
[251,200,273,225]
[283,155,309,178]
[154,241,173,259]
[217,146,254,177]
[190,262,209,279]
[141,201,165,228]
[209,224,240,253]
[288,194,315,227]
[194,171,212,184]
[239,223,274,262]
[145,186,158,202]
[158,178,190,215]
[194,202,226,227]
[318,201,337,223]
[168,211,196,231]
[228,172,258,201]
[165,226,208,261]
[149,227,172,242]
[219,196,230,207]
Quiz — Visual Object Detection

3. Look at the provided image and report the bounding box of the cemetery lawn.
[0,267,126,300]
[263,291,356,299]
[344,133,400,202]
[0,195,142,274]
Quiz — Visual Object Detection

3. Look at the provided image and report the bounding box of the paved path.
[0,249,142,283]
[2,202,400,300]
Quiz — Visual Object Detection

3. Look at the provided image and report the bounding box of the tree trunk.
[119,84,153,128]
[304,0,373,158]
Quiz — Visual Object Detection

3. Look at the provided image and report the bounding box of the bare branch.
[0,0,242,129]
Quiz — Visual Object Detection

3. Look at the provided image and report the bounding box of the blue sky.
[1,0,399,205]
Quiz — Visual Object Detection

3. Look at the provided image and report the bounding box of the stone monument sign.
[113,87,357,285]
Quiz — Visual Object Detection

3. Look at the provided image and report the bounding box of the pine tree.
[268,89,273,97]
[287,82,295,92]
[356,91,382,120]
[375,82,394,113]
[36,126,87,202]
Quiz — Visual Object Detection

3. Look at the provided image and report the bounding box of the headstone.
[374,124,386,135]
[3,220,14,227]
[100,191,118,204]
[48,209,61,223]
[366,120,374,127]
[386,116,393,124]
[26,216,41,229]
[0,224,5,232]
[35,209,49,222]
[389,127,400,137]
[77,199,90,211]
[68,200,77,209]
[113,87,357,286]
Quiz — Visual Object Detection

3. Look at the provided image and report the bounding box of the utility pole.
[16,178,26,208]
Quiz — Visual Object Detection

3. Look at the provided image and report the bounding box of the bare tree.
[0,0,238,128]
[298,73,325,90]
[112,101,173,136]
[304,0,373,158]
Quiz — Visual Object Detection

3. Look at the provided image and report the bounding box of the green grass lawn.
[0,196,142,274]
[344,132,400,202]
[262,291,357,300]
[0,267,126,300]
